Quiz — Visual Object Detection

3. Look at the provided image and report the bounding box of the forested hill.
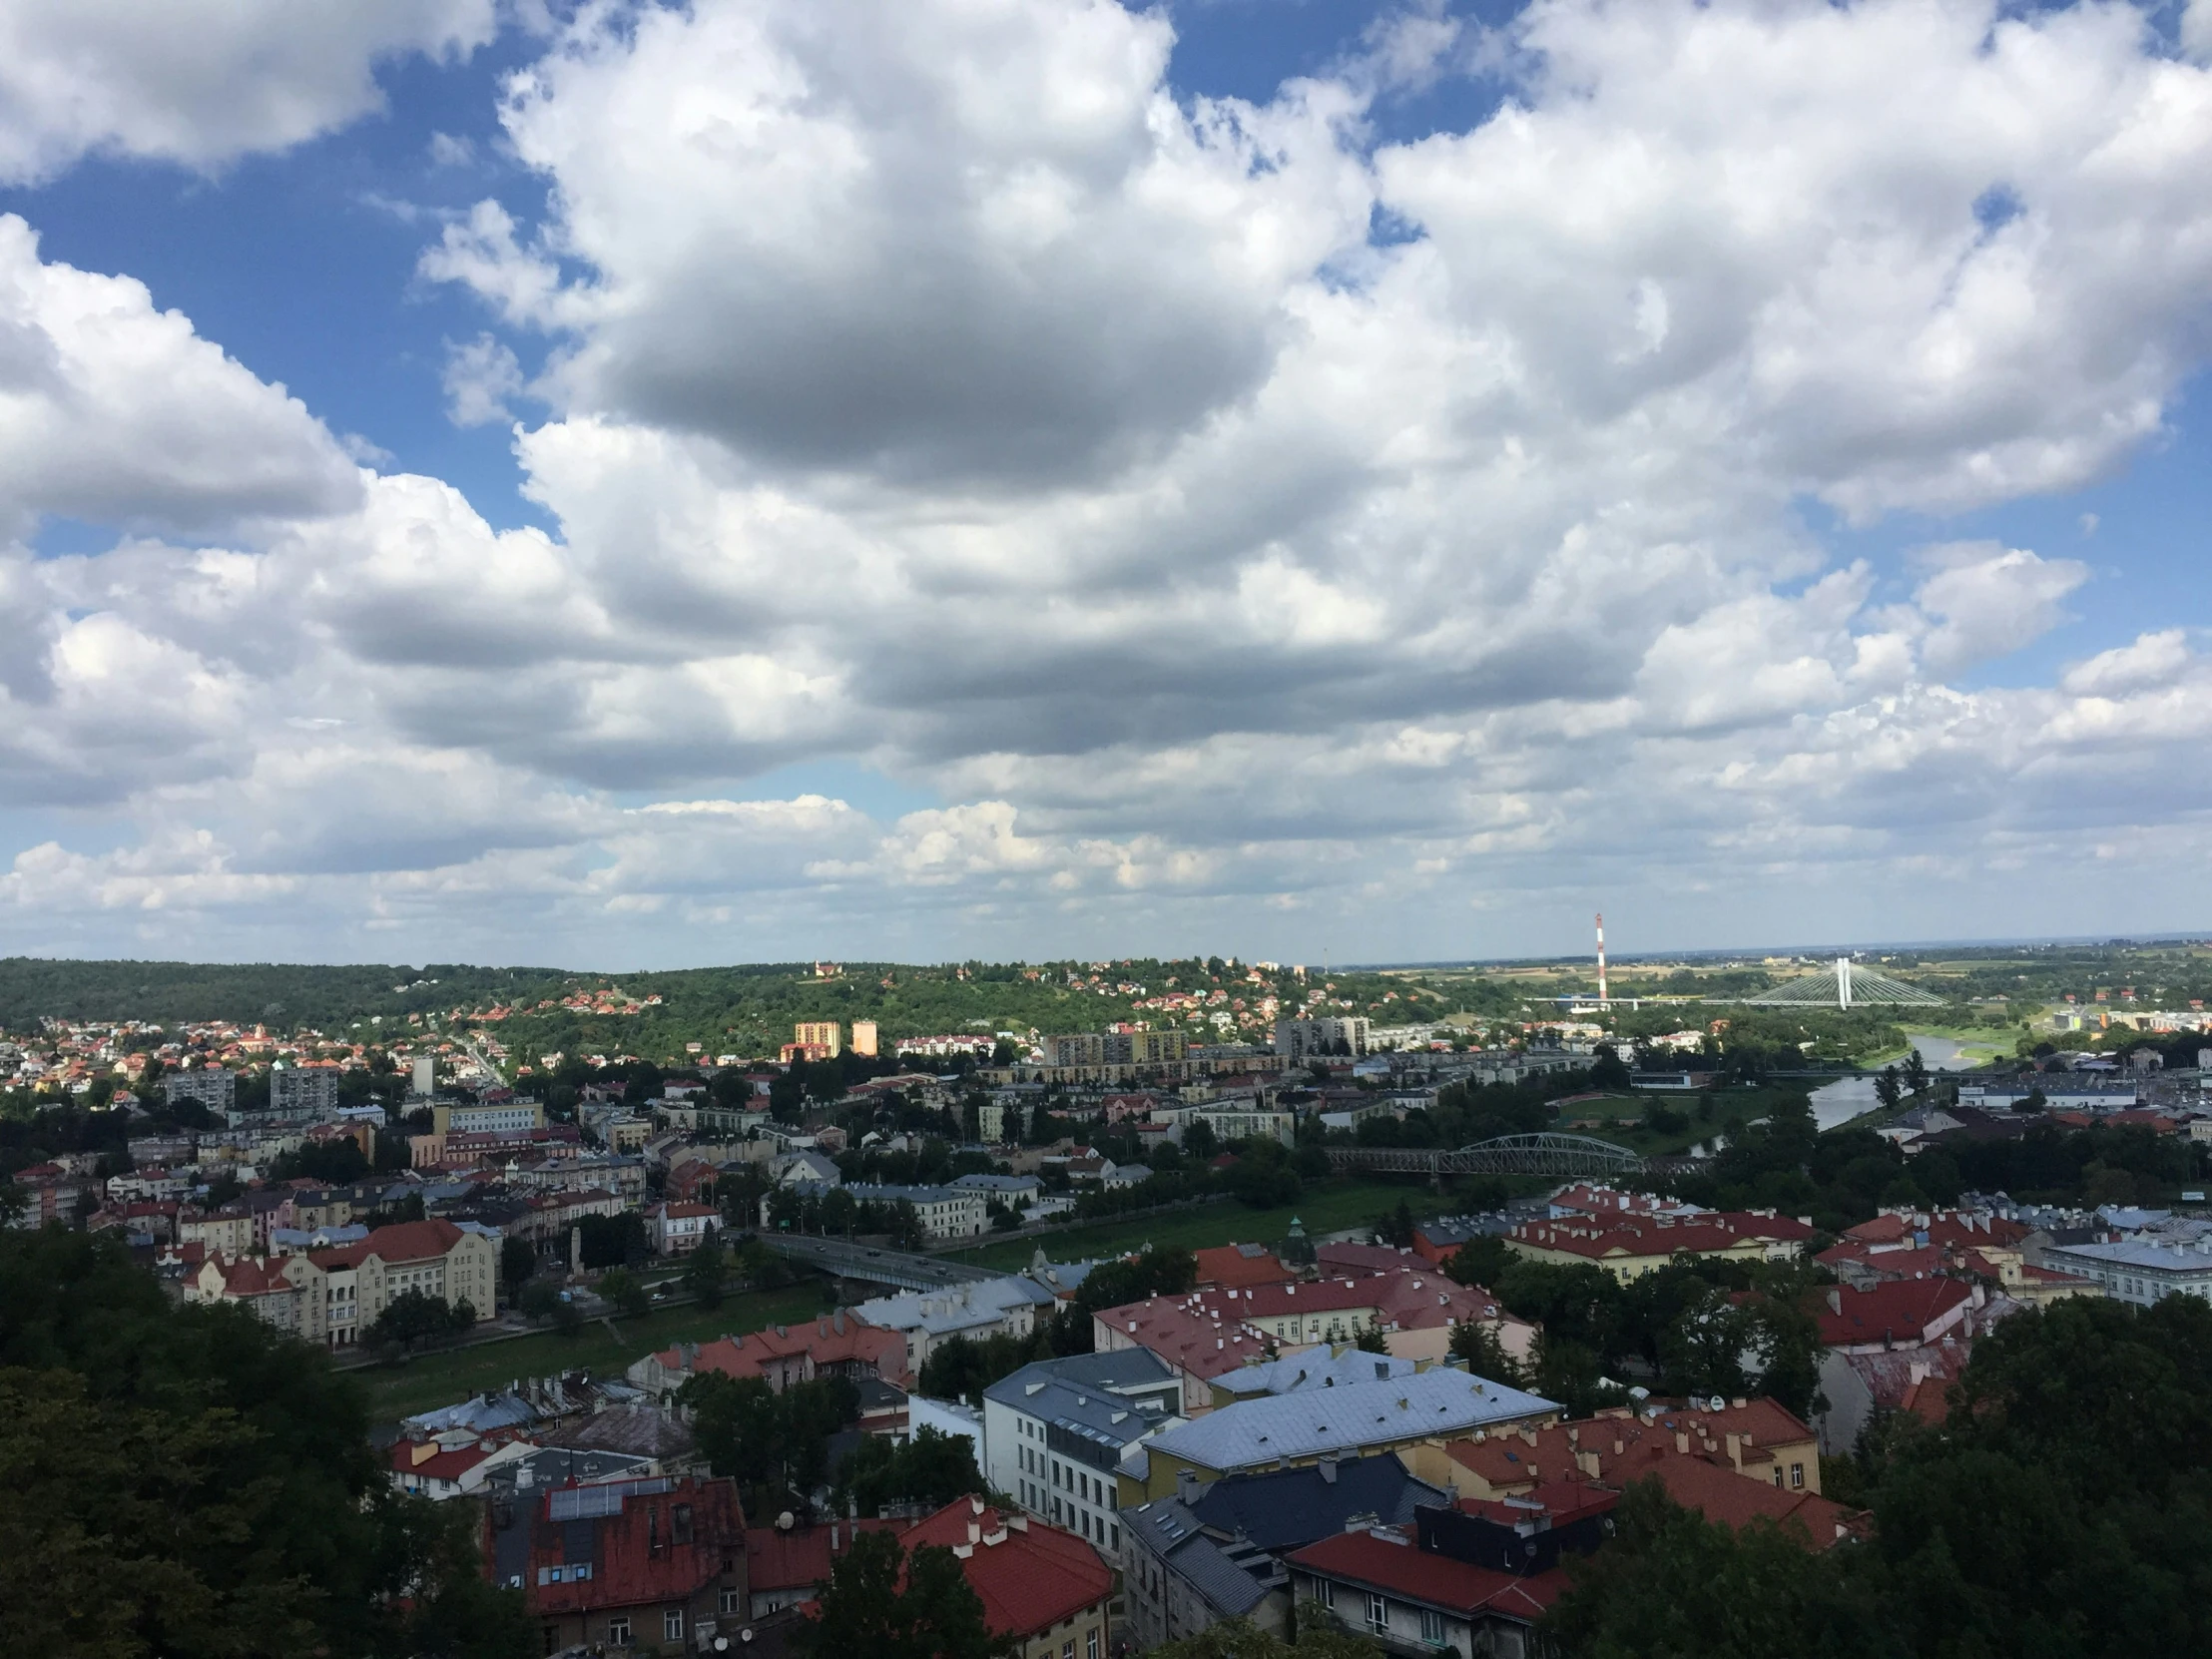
[0,957,591,1029]
[0,956,1447,1053]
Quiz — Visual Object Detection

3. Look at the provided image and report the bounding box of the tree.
[685,1227,729,1309]
[598,1267,650,1318]
[1354,1317,1390,1355]
[836,1425,986,1517]
[1149,1617,1382,1659]
[516,1280,561,1324]
[1904,1048,1929,1096]
[1447,1318,1524,1387]
[1873,1065,1903,1111]
[1543,1480,1887,1659]
[0,1226,532,1659]
[500,1235,536,1293]
[888,1199,925,1252]
[798,1530,1005,1659]
[1443,1235,1514,1289]
[1546,1297,2212,1659]
[686,1373,859,1497]
[361,1288,460,1355]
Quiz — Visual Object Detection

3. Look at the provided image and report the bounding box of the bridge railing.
[1324,1131,1650,1178]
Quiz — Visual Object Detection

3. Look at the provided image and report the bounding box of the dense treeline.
[0,1226,530,1659]
[1545,1295,2212,1659]
[1443,1241,1824,1417]
[0,956,572,1030]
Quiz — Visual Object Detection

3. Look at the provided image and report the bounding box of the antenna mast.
[1595,912,1609,1005]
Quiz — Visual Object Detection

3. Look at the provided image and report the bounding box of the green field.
[353,1283,830,1421]
[941,1177,1446,1273]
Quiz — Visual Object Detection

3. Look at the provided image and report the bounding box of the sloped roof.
[1814,1278,1973,1348]
[1287,1528,1564,1620]
[1142,1371,1557,1474]
[1185,1452,1450,1552]
[902,1499,1113,1640]
[1194,1243,1297,1290]
[1122,1498,1275,1617]
[1628,1454,1865,1548]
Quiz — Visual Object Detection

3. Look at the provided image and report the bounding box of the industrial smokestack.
[1595,913,1609,1005]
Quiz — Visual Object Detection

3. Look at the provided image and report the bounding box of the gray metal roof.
[2048,1238,2212,1273]
[1185,1452,1451,1553]
[984,1351,1181,1448]
[1140,1370,1556,1474]
[1124,1498,1274,1617]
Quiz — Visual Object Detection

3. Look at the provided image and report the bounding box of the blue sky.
[0,0,2209,969]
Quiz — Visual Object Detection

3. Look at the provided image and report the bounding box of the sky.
[1,0,2211,972]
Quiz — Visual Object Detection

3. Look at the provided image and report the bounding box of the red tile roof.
[1627,1454,1865,1549]
[1508,1211,1813,1263]
[901,1499,1112,1640]
[1192,1243,1297,1290]
[1813,1279,1974,1349]
[746,1519,907,1594]
[652,1317,909,1387]
[525,1476,745,1617]
[1442,1399,1813,1493]
[1288,1528,1569,1619]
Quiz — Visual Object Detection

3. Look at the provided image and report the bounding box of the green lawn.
[941,1177,1437,1273]
[353,1283,830,1422]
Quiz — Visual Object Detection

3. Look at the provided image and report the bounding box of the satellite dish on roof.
[777,1510,796,1530]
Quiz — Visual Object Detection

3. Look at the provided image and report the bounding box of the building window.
[1369,1594,1387,1632]
[721,1589,742,1615]
[1089,1630,1100,1659]
[607,1616,631,1645]
[1790,1463,1805,1489]
[1316,1581,1335,1610]
[665,1611,685,1642]
[1419,1608,1447,1646]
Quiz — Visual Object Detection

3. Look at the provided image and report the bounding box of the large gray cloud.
[0,0,497,183]
[8,0,2212,963]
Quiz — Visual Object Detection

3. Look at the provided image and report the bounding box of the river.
[1808,1033,1976,1130]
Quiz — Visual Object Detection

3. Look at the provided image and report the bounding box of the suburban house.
[647,1200,717,1256]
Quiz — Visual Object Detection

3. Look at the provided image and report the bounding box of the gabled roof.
[1287,1528,1565,1620]
[1813,1278,1973,1348]
[1184,1452,1450,1552]
[1194,1243,1297,1290]
[1122,1498,1276,1617]
[1627,1455,1865,1548]
[746,1518,906,1593]
[902,1499,1112,1639]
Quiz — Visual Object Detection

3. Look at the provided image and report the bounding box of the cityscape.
[5,0,2212,1656]
[5,937,2211,1655]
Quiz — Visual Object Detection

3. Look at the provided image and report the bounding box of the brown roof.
[1443,1399,1813,1493]
[901,1499,1112,1640]
[1192,1243,1297,1290]
[1629,1454,1866,1549]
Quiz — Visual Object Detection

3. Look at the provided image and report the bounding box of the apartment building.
[1273,1018,1372,1061]
[186,1216,499,1348]
[160,1068,236,1115]
[983,1351,1181,1556]
[267,1061,342,1120]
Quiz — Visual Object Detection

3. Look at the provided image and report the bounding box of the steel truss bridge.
[1325,1132,1649,1180]
[757,1234,1002,1293]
